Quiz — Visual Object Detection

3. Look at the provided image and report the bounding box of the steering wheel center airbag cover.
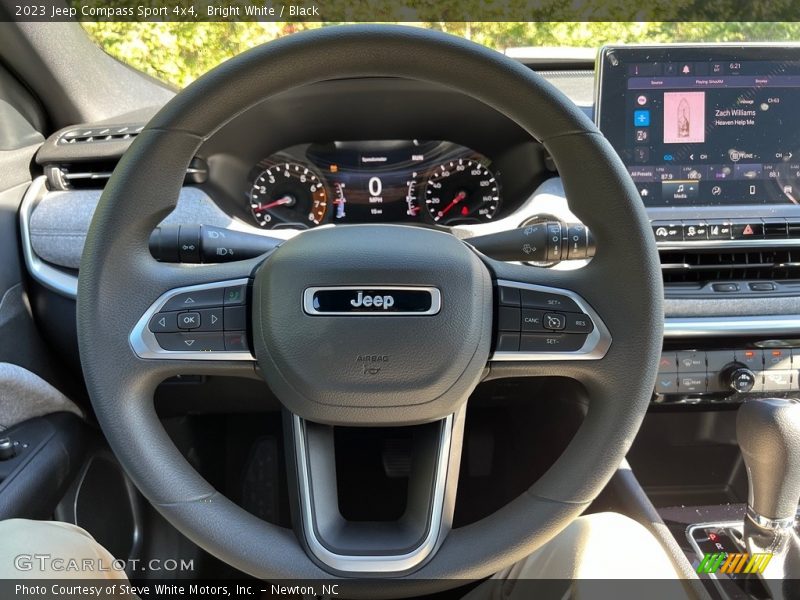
[252,224,492,424]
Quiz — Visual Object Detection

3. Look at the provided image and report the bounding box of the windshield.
[82,22,800,88]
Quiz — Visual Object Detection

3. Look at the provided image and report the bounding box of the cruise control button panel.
[492,282,609,361]
[132,278,253,360]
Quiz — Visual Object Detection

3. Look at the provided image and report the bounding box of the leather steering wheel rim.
[77,24,663,593]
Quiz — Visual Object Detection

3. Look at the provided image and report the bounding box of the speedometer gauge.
[250,162,328,228]
[424,159,500,224]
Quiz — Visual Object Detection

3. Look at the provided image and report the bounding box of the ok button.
[178,312,201,329]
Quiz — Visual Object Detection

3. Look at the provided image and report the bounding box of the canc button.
[521,309,545,331]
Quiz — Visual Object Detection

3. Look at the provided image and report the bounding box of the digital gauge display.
[247,140,500,228]
[307,140,432,223]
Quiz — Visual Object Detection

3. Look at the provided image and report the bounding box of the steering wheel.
[77,25,662,592]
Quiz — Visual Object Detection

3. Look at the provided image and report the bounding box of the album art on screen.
[663,91,706,144]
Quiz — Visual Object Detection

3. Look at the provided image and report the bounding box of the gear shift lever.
[737,398,800,528]
[736,398,800,591]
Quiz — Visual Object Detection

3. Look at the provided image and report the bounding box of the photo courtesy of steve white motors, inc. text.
[14,583,343,597]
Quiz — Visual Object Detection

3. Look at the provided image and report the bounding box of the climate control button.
[727,366,757,393]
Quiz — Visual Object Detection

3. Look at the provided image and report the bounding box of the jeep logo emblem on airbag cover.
[304,287,441,315]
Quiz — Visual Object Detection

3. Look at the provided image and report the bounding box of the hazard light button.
[731,220,764,239]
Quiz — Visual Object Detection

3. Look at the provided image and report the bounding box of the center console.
[597,45,800,406]
[597,45,800,596]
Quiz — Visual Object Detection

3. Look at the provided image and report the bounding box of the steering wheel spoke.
[288,407,466,575]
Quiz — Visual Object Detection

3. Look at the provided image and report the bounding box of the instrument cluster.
[247,140,501,229]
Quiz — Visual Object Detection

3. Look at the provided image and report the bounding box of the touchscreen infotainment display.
[596,46,800,208]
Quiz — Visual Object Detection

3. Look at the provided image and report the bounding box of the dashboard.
[247,140,501,229]
[20,43,800,408]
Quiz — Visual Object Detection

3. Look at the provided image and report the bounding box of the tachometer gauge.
[250,162,328,227]
[424,159,500,224]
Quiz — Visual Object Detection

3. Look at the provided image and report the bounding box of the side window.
[0,65,45,150]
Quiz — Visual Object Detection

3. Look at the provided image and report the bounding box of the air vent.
[58,125,143,145]
[661,247,800,284]
[45,158,208,191]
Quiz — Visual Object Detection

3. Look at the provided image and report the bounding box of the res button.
[564,313,594,334]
